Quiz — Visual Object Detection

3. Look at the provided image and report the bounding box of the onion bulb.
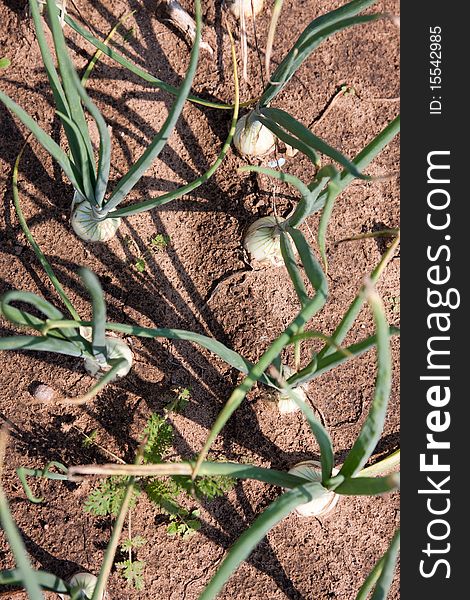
[71,193,121,242]
[80,329,133,380]
[288,460,340,517]
[233,113,275,158]
[227,0,264,19]
[274,365,308,414]
[243,215,286,266]
[277,384,308,415]
[59,572,106,600]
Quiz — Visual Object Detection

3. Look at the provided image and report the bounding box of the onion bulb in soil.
[71,192,121,242]
[80,328,133,380]
[288,460,340,517]
[273,365,309,414]
[243,215,287,267]
[267,365,307,415]
[227,0,264,19]
[58,572,106,600]
[233,113,275,158]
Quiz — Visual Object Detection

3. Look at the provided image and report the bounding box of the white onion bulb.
[243,215,286,266]
[58,572,106,600]
[277,384,308,414]
[71,195,121,242]
[83,335,133,381]
[275,365,308,414]
[233,113,275,158]
[228,0,264,19]
[288,460,340,517]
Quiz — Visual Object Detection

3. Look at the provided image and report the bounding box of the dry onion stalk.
[157,0,214,54]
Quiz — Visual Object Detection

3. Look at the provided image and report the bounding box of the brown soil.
[0,1,400,599]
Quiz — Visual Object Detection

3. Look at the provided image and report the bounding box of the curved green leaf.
[286,227,328,306]
[198,482,328,599]
[0,335,86,357]
[0,486,44,599]
[370,529,400,600]
[110,18,240,218]
[333,473,399,496]
[260,108,365,177]
[102,0,202,212]
[317,169,340,272]
[356,529,400,600]
[105,322,272,386]
[317,231,400,360]
[64,14,233,111]
[288,327,399,387]
[339,286,392,478]
[0,568,69,593]
[280,232,309,307]
[0,90,83,195]
[79,268,107,362]
[69,461,309,489]
[43,0,96,178]
[12,147,80,321]
[260,0,380,105]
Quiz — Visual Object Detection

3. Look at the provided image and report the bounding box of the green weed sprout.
[0,0,238,241]
[11,410,234,594]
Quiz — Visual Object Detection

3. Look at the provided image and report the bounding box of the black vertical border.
[401,2,466,597]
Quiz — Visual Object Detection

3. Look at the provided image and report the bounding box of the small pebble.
[32,383,55,402]
[267,157,286,169]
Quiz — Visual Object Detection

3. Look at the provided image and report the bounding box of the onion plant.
[231,0,386,161]
[2,115,399,406]
[63,0,389,179]
[0,0,241,241]
[0,229,399,408]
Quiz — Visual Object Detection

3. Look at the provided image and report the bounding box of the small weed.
[84,476,140,517]
[81,429,98,449]
[164,386,191,414]
[83,404,234,591]
[124,233,171,272]
[115,559,145,591]
[167,509,201,540]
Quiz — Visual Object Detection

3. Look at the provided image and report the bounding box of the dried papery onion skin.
[233,113,275,158]
[288,460,340,517]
